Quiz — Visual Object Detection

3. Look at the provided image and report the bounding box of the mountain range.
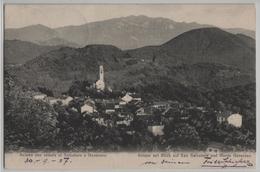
[8,27,255,96]
[5,15,255,50]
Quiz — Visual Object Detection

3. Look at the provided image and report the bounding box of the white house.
[121,93,133,103]
[119,101,127,105]
[152,101,170,110]
[216,111,242,128]
[81,104,95,114]
[33,94,47,100]
[116,120,131,126]
[227,113,242,128]
[147,125,165,136]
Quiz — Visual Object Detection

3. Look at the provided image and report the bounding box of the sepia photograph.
[2,2,256,169]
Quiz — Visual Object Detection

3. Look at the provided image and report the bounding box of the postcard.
[3,3,256,169]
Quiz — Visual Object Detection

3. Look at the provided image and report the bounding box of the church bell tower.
[95,65,105,91]
[99,65,104,82]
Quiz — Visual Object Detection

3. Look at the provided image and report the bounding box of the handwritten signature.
[201,156,253,168]
[141,159,190,166]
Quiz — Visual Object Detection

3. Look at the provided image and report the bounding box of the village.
[32,65,243,140]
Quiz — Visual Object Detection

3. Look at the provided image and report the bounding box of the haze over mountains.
[5,15,255,50]
[8,27,255,96]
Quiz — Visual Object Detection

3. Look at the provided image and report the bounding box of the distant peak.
[21,24,52,30]
[125,15,149,18]
[121,15,174,21]
[181,27,229,35]
[163,27,233,46]
[80,44,122,51]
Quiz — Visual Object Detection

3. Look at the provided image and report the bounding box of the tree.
[38,87,54,97]
[164,123,201,148]
[5,97,58,150]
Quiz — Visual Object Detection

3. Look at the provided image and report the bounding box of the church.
[95,65,105,91]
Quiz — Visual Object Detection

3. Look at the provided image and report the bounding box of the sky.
[4,4,256,30]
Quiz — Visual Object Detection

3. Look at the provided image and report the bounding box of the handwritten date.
[24,157,72,165]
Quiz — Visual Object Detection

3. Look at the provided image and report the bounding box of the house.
[216,111,231,123]
[71,107,78,112]
[126,130,135,135]
[107,86,113,92]
[81,99,96,114]
[105,103,115,114]
[147,125,165,136]
[217,115,226,123]
[121,93,133,103]
[61,96,73,106]
[133,100,144,106]
[132,94,142,101]
[84,99,95,107]
[114,104,120,109]
[216,111,242,128]
[180,116,190,120]
[33,94,47,100]
[81,104,95,114]
[227,113,242,128]
[119,101,127,106]
[162,107,172,115]
[170,101,180,108]
[45,97,62,106]
[116,120,131,126]
[93,117,114,127]
[94,118,106,126]
[136,107,152,116]
[152,101,170,111]
[49,99,59,105]
[205,142,226,153]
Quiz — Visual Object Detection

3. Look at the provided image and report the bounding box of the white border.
[0,0,258,172]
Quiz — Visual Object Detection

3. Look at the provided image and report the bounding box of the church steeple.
[99,65,104,82]
[95,65,105,91]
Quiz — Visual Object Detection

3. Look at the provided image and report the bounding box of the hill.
[9,27,255,96]
[4,40,61,64]
[128,28,255,72]
[5,24,57,43]
[225,28,255,38]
